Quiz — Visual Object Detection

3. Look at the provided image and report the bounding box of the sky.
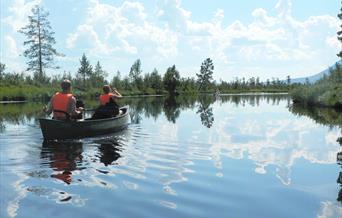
[0,0,341,81]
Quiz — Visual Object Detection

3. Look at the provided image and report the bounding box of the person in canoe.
[92,85,122,119]
[99,85,122,106]
[44,79,84,120]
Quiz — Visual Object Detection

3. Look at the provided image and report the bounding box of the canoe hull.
[39,106,131,140]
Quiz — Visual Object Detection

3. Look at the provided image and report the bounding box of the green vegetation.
[163,65,180,95]
[290,63,342,108]
[290,3,342,109]
[0,56,292,101]
[197,58,214,91]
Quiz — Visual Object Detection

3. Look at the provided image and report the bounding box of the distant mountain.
[291,60,342,84]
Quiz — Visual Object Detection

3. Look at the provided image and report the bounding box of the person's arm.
[67,97,79,116]
[112,89,122,98]
[44,96,54,115]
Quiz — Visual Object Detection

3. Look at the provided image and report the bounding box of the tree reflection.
[0,121,5,133]
[197,95,215,128]
[121,97,165,124]
[289,104,342,203]
[163,96,181,123]
[41,140,83,184]
[95,138,122,166]
[0,102,45,130]
[337,138,342,202]
[289,104,342,128]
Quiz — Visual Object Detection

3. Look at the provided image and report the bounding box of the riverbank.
[0,85,166,102]
[289,63,342,109]
[0,84,290,102]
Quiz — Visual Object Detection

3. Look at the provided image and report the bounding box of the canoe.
[39,106,131,140]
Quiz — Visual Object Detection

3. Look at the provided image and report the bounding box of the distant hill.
[291,60,342,84]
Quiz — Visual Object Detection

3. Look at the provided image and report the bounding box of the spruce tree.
[19,5,62,83]
[77,53,93,88]
[92,61,107,86]
[111,70,122,89]
[287,75,291,86]
[150,68,162,91]
[0,63,5,75]
[197,58,214,91]
[129,59,143,89]
[0,63,5,81]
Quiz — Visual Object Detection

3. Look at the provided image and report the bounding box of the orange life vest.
[52,92,73,119]
[99,93,114,106]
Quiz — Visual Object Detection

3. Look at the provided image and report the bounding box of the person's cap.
[61,79,71,91]
[103,85,111,93]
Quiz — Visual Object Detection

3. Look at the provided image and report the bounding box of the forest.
[0,4,341,110]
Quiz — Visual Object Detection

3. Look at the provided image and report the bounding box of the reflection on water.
[1,94,342,218]
[0,103,44,132]
[289,103,342,204]
[163,96,181,123]
[338,138,342,202]
[290,104,342,128]
[0,94,289,129]
[196,95,215,128]
[94,138,122,166]
[41,141,84,184]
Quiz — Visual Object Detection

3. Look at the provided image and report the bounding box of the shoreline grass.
[0,85,289,102]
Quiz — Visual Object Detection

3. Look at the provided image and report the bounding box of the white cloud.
[2,0,41,31]
[252,8,277,27]
[66,24,116,54]
[275,0,292,19]
[4,35,20,57]
[66,0,178,58]
[326,36,340,48]
[157,0,339,70]
[1,0,41,73]
[1,0,338,79]
[317,201,342,218]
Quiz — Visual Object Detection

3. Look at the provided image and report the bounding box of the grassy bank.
[0,85,169,102]
[0,85,290,102]
[290,63,342,108]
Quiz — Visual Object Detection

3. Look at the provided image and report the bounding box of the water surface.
[1,94,341,218]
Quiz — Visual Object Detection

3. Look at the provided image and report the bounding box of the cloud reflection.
[207,106,341,185]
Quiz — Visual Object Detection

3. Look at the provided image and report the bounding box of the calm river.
[0,94,341,218]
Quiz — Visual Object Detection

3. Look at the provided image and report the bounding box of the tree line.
[0,5,292,101]
[0,55,292,99]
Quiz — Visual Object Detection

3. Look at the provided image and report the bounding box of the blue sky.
[0,0,340,81]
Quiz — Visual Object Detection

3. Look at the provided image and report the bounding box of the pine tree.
[338,1,342,58]
[163,65,180,95]
[150,68,163,91]
[92,61,107,86]
[77,53,93,88]
[111,70,122,89]
[0,63,5,75]
[19,5,62,83]
[197,58,214,91]
[287,75,291,86]
[129,59,143,89]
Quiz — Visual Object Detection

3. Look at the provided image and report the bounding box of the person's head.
[103,85,111,94]
[61,79,71,92]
